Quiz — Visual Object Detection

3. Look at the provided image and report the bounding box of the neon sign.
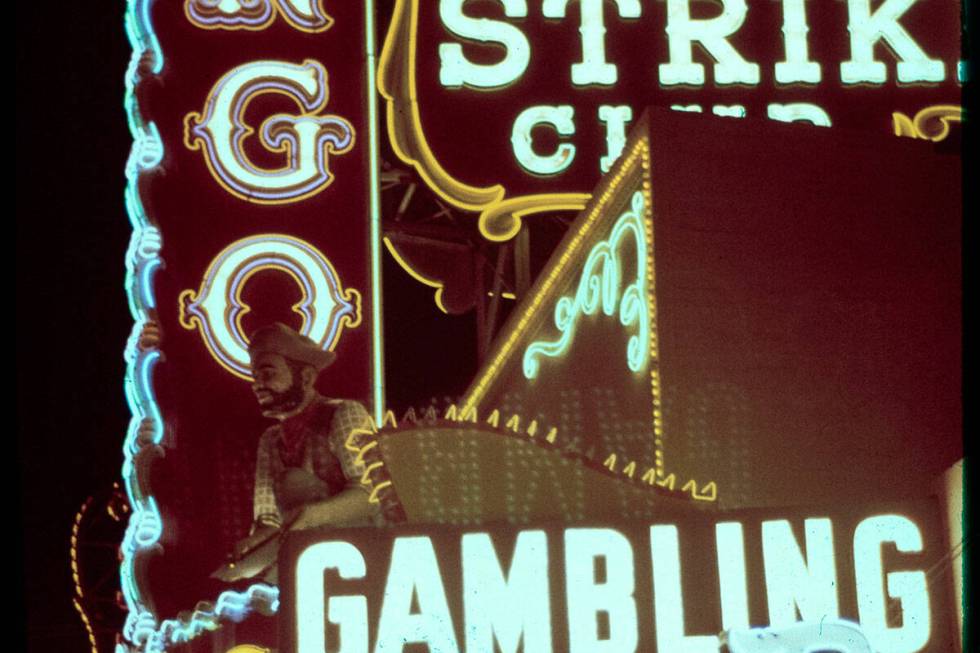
[119,1,384,650]
[380,0,962,247]
[279,500,954,653]
[524,189,648,379]
[184,0,333,33]
[184,59,355,204]
[178,234,361,380]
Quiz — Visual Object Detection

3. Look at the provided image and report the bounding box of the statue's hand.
[288,490,376,532]
[137,321,162,350]
[136,418,157,446]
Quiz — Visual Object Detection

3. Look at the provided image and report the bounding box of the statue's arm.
[251,428,281,532]
[289,401,379,531]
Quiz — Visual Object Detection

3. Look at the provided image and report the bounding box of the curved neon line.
[181,234,360,380]
[185,0,333,33]
[120,1,168,648]
[377,0,591,242]
[523,190,648,379]
[120,3,382,649]
[383,236,449,314]
[140,259,161,309]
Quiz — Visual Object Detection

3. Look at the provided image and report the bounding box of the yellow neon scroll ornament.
[379,0,590,242]
[185,59,354,204]
[524,190,648,379]
[185,0,333,33]
[892,104,963,142]
[179,234,361,380]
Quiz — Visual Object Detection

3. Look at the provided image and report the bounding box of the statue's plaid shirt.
[252,398,373,528]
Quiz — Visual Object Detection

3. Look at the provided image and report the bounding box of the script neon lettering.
[523,190,648,379]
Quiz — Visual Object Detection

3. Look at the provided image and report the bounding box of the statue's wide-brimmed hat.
[247,322,336,371]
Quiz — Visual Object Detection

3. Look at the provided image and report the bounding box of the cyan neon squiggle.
[523,190,649,379]
[120,1,166,648]
[120,2,285,651]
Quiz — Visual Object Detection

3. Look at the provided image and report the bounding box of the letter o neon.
[179,234,361,380]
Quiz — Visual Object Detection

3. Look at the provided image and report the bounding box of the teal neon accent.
[125,0,163,77]
[120,1,168,650]
[145,585,279,652]
[523,190,649,379]
[141,259,160,309]
[366,0,386,422]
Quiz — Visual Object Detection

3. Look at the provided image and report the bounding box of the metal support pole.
[514,225,531,297]
[484,244,510,353]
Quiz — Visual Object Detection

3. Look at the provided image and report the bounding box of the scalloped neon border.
[118,2,384,650]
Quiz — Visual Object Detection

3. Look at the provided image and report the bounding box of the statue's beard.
[259,376,307,418]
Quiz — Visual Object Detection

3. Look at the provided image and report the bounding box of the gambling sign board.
[281,498,957,653]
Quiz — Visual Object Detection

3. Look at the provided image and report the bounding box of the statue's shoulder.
[320,397,371,431]
[258,424,280,446]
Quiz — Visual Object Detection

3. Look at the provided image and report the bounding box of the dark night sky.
[18,4,135,651]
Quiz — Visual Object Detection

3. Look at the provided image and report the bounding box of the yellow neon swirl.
[383,236,449,313]
[378,0,593,243]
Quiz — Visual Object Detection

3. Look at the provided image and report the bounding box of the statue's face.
[250,352,307,418]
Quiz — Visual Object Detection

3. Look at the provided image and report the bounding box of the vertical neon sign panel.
[120,0,382,649]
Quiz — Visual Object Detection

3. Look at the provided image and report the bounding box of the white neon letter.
[375,537,459,653]
[767,102,832,126]
[651,525,718,653]
[463,531,552,653]
[840,0,945,84]
[598,105,633,173]
[178,234,360,380]
[776,0,821,83]
[659,0,760,86]
[542,0,641,85]
[296,541,367,653]
[439,0,530,88]
[716,522,750,630]
[511,105,576,175]
[565,528,638,653]
[184,60,354,204]
[762,518,840,625]
[712,104,746,118]
[854,515,930,653]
